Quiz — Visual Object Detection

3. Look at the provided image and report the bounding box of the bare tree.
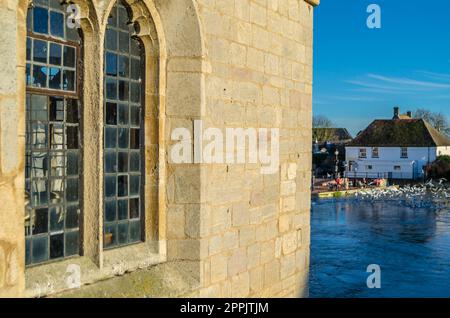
[414,109,433,122]
[414,108,450,136]
[432,113,449,135]
[313,115,333,128]
[313,115,334,142]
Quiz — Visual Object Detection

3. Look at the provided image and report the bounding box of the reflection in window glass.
[118,56,129,77]
[33,6,49,34]
[49,123,64,149]
[50,11,64,38]
[66,99,79,123]
[32,236,49,263]
[32,65,48,88]
[49,97,64,121]
[49,67,62,89]
[26,2,79,94]
[103,1,143,249]
[63,46,76,68]
[63,69,75,91]
[106,78,117,99]
[26,93,81,265]
[106,102,118,125]
[106,29,118,51]
[50,152,65,177]
[106,52,118,76]
[33,40,47,63]
[25,0,82,266]
[49,43,62,65]
[26,64,32,85]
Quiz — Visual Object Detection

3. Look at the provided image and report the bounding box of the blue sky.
[313,0,450,136]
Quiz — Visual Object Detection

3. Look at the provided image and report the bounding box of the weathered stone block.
[210,254,227,283]
[249,266,263,294]
[263,259,280,288]
[280,180,297,196]
[247,242,261,269]
[231,272,250,297]
[282,231,298,255]
[228,248,247,277]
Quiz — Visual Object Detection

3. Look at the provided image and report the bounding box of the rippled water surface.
[309,199,450,297]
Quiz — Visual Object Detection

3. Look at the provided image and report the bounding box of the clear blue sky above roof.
[313,0,450,136]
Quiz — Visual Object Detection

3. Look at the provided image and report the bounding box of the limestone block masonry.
[0,0,318,297]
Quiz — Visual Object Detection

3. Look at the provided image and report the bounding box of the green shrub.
[437,155,450,164]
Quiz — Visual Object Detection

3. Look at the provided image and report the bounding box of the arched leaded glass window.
[103,1,144,248]
[25,0,82,265]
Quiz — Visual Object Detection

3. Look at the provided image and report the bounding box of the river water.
[309,198,450,297]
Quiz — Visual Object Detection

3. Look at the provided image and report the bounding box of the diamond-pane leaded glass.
[25,0,82,266]
[103,1,143,249]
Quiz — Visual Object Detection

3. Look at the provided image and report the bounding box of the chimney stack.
[407,111,412,118]
[393,107,400,119]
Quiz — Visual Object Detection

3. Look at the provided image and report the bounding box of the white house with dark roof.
[345,108,450,180]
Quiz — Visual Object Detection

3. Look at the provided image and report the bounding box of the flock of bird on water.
[353,178,449,209]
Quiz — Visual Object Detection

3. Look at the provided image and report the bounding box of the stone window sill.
[25,241,166,297]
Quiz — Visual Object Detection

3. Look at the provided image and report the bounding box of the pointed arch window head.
[26,0,82,94]
[25,0,83,266]
[103,0,144,249]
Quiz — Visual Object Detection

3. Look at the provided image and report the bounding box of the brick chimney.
[393,107,400,119]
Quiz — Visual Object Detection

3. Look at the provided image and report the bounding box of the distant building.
[345,107,450,180]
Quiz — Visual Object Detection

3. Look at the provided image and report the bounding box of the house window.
[394,166,401,171]
[401,147,408,158]
[25,0,82,265]
[103,1,144,248]
[372,147,379,158]
[359,148,367,158]
[366,165,373,170]
[348,161,356,171]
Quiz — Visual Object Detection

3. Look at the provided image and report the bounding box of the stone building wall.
[0,0,318,298]
[189,0,316,297]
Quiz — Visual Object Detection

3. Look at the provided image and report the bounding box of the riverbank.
[313,180,449,203]
[312,186,399,199]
